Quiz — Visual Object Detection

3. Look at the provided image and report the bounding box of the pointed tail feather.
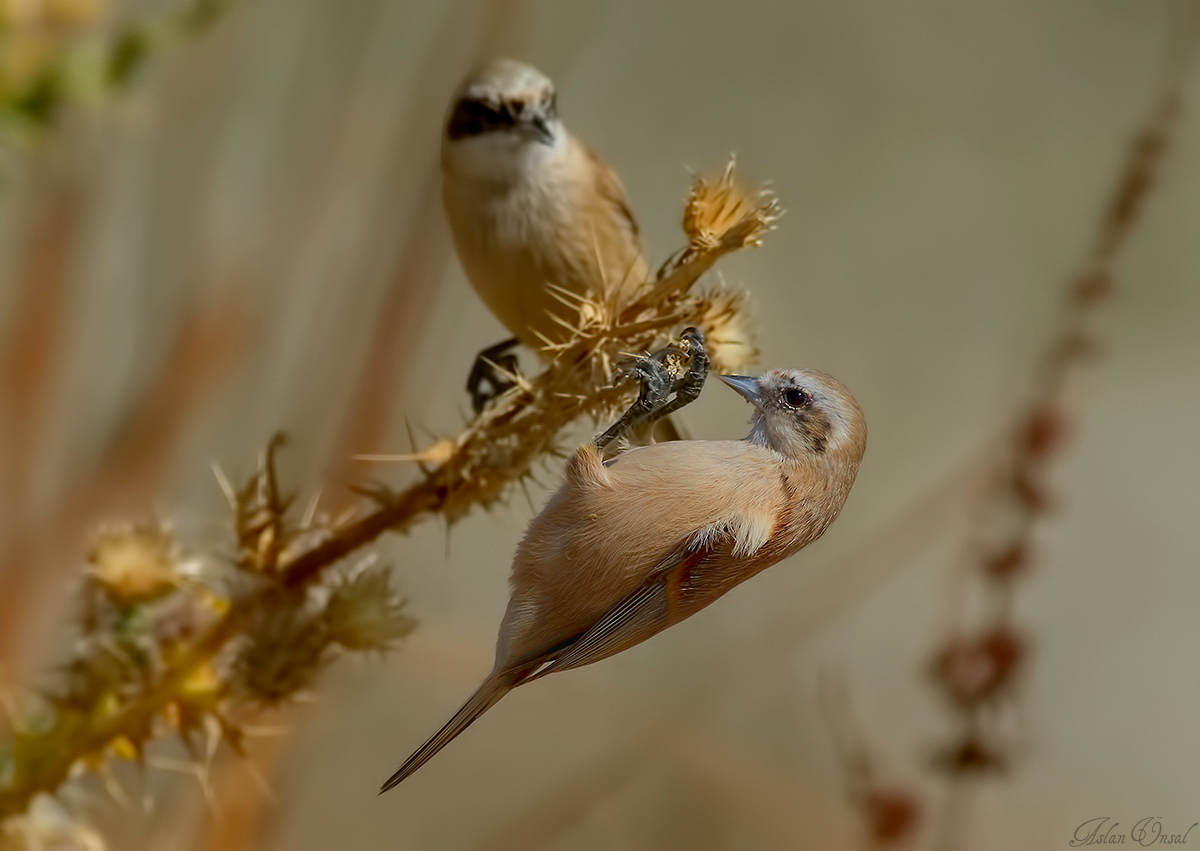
[379,673,516,793]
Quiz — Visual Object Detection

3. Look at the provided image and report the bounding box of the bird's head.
[720,370,867,465]
[442,59,565,180]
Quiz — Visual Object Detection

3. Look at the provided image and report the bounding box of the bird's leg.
[651,327,709,420]
[594,357,673,451]
[595,327,709,451]
[467,337,521,414]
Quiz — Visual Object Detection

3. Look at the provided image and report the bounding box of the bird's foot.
[467,338,521,414]
[652,326,709,419]
[595,327,709,451]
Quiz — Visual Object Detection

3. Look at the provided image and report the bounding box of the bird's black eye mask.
[447,97,518,139]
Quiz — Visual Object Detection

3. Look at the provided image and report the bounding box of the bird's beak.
[524,114,555,145]
[719,374,761,404]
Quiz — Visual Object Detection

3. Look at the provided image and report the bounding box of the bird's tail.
[378,672,517,793]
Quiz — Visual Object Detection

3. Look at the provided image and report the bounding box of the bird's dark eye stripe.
[446,98,517,139]
[783,387,810,408]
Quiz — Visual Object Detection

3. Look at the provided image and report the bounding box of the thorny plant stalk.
[0,163,777,825]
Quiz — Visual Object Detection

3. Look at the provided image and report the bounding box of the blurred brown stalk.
[839,24,1193,851]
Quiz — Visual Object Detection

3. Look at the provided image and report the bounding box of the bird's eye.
[783,388,810,408]
[545,91,558,118]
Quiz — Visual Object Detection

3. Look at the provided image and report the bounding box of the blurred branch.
[0,164,776,822]
[827,14,1195,849]
[929,56,1184,782]
[918,34,1191,851]
[0,174,78,539]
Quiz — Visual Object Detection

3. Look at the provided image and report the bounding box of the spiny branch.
[0,163,776,822]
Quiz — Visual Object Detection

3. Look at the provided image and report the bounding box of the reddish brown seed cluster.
[923,88,1180,811]
[831,84,1181,851]
[932,627,1028,711]
[863,787,924,845]
[982,542,1031,581]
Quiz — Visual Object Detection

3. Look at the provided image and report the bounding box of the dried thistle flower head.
[86,522,180,603]
[694,287,758,374]
[323,563,414,652]
[233,604,329,704]
[620,161,779,320]
[683,160,780,254]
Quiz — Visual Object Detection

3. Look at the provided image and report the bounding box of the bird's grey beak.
[524,114,555,145]
[719,374,761,404]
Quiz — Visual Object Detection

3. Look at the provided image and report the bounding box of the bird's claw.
[595,327,709,451]
[467,338,521,414]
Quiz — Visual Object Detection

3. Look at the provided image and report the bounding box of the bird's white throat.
[442,124,568,185]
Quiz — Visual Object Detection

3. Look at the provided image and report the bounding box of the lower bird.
[380,336,866,792]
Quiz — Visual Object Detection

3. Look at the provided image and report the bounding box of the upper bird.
[441,59,650,408]
[380,362,867,792]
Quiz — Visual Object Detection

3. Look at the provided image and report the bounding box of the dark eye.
[783,387,810,408]
[545,91,558,118]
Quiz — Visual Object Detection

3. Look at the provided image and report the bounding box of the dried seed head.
[983,542,1033,580]
[87,522,179,603]
[684,160,780,253]
[931,627,1028,710]
[1019,407,1071,459]
[862,787,922,845]
[323,565,414,652]
[234,605,329,704]
[694,288,759,374]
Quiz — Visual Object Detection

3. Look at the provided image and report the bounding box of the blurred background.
[1,0,1199,849]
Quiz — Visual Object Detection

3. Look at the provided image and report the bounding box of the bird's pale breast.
[442,135,647,350]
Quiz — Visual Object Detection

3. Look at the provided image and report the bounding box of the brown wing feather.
[581,142,642,245]
[524,534,748,681]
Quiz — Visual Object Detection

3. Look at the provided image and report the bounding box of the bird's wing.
[582,142,642,245]
[524,535,736,681]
